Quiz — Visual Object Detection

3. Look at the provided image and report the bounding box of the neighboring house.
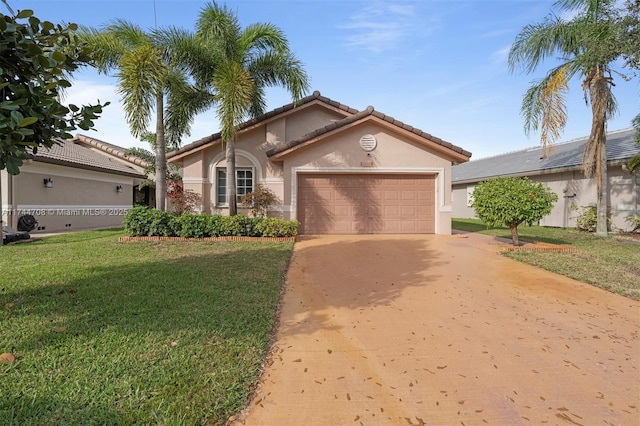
[168,91,471,235]
[1,135,148,234]
[452,128,640,231]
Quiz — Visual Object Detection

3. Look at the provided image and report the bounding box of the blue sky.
[17,0,640,159]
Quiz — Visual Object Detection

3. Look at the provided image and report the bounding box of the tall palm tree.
[166,2,310,215]
[508,0,624,236]
[81,21,192,211]
[627,113,640,173]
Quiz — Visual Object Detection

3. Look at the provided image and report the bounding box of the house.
[1,135,149,234]
[167,91,472,235]
[452,128,640,231]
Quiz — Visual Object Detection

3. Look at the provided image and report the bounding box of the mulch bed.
[118,236,296,243]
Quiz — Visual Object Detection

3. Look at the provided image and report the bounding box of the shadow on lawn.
[0,241,291,424]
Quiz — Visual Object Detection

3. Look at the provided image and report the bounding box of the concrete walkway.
[234,234,639,425]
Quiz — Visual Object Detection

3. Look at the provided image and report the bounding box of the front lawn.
[453,219,640,300]
[0,229,293,425]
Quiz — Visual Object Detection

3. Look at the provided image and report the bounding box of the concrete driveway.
[234,234,639,425]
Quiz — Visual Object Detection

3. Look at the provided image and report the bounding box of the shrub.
[573,204,611,232]
[166,180,202,215]
[240,185,280,217]
[124,207,178,237]
[178,214,210,238]
[625,214,640,233]
[254,217,299,237]
[123,206,154,236]
[124,209,298,238]
[471,177,558,245]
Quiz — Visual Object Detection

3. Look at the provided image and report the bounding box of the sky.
[12,0,640,160]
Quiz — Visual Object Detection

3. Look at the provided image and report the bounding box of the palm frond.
[249,51,310,103]
[239,23,287,55]
[628,154,640,173]
[118,44,166,137]
[165,72,216,147]
[214,62,255,141]
[521,64,571,153]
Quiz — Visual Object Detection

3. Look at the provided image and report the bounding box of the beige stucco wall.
[452,165,639,231]
[5,161,136,233]
[175,103,462,234]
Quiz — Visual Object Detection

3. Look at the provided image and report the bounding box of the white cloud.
[64,78,219,150]
[340,3,417,54]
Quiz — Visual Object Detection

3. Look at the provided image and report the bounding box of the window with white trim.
[216,168,254,205]
[466,185,475,207]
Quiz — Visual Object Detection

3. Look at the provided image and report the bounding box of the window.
[216,168,254,205]
[466,185,475,207]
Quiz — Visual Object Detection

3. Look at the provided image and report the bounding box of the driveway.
[234,234,639,425]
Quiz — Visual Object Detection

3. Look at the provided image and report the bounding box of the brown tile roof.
[167,91,358,159]
[33,139,145,177]
[266,105,472,160]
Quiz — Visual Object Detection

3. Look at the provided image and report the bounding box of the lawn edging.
[118,235,296,243]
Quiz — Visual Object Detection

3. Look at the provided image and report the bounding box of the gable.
[267,106,471,164]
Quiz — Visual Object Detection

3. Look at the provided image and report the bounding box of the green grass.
[0,229,293,425]
[453,219,640,300]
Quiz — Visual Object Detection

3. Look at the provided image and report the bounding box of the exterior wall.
[1,170,10,231]
[279,121,453,234]
[6,162,136,233]
[452,165,639,231]
[180,104,349,217]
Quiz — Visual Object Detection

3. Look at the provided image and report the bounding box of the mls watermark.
[1,208,129,216]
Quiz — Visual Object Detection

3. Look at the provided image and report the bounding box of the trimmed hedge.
[124,206,299,238]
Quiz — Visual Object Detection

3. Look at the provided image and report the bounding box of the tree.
[165,2,309,215]
[508,0,627,236]
[628,113,640,173]
[0,8,106,174]
[617,0,640,72]
[124,131,181,188]
[471,177,558,246]
[81,21,192,211]
[1,5,106,245]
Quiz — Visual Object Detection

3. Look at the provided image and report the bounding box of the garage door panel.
[298,174,435,234]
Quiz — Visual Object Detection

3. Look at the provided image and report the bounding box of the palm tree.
[81,21,192,211]
[508,0,625,236]
[166,2,309,215]
[627,113,640,173]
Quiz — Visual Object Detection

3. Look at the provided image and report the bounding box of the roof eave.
[33,156,145,178]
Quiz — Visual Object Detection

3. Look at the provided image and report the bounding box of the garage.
[297,173,435,234]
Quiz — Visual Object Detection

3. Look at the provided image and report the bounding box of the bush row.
[123,206,298,238]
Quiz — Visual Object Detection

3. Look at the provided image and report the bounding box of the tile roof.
[167,91,358,159]
[167,90,471,162]
[266,105,472,159]
[33,138,145,177]
[73,134,148,168]
[452,128,638,184]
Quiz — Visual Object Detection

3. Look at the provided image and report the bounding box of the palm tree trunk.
[155,90,167,211]
[226,137,237,216]
[595,134,608,236]
[588,67,608,236]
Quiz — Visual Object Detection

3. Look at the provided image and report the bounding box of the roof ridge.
[74,134,148,167]
[471,127,636,161]
[267,104,472,159]
[167,90,360,159]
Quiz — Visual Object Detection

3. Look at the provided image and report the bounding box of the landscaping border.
[118,236,296,243]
